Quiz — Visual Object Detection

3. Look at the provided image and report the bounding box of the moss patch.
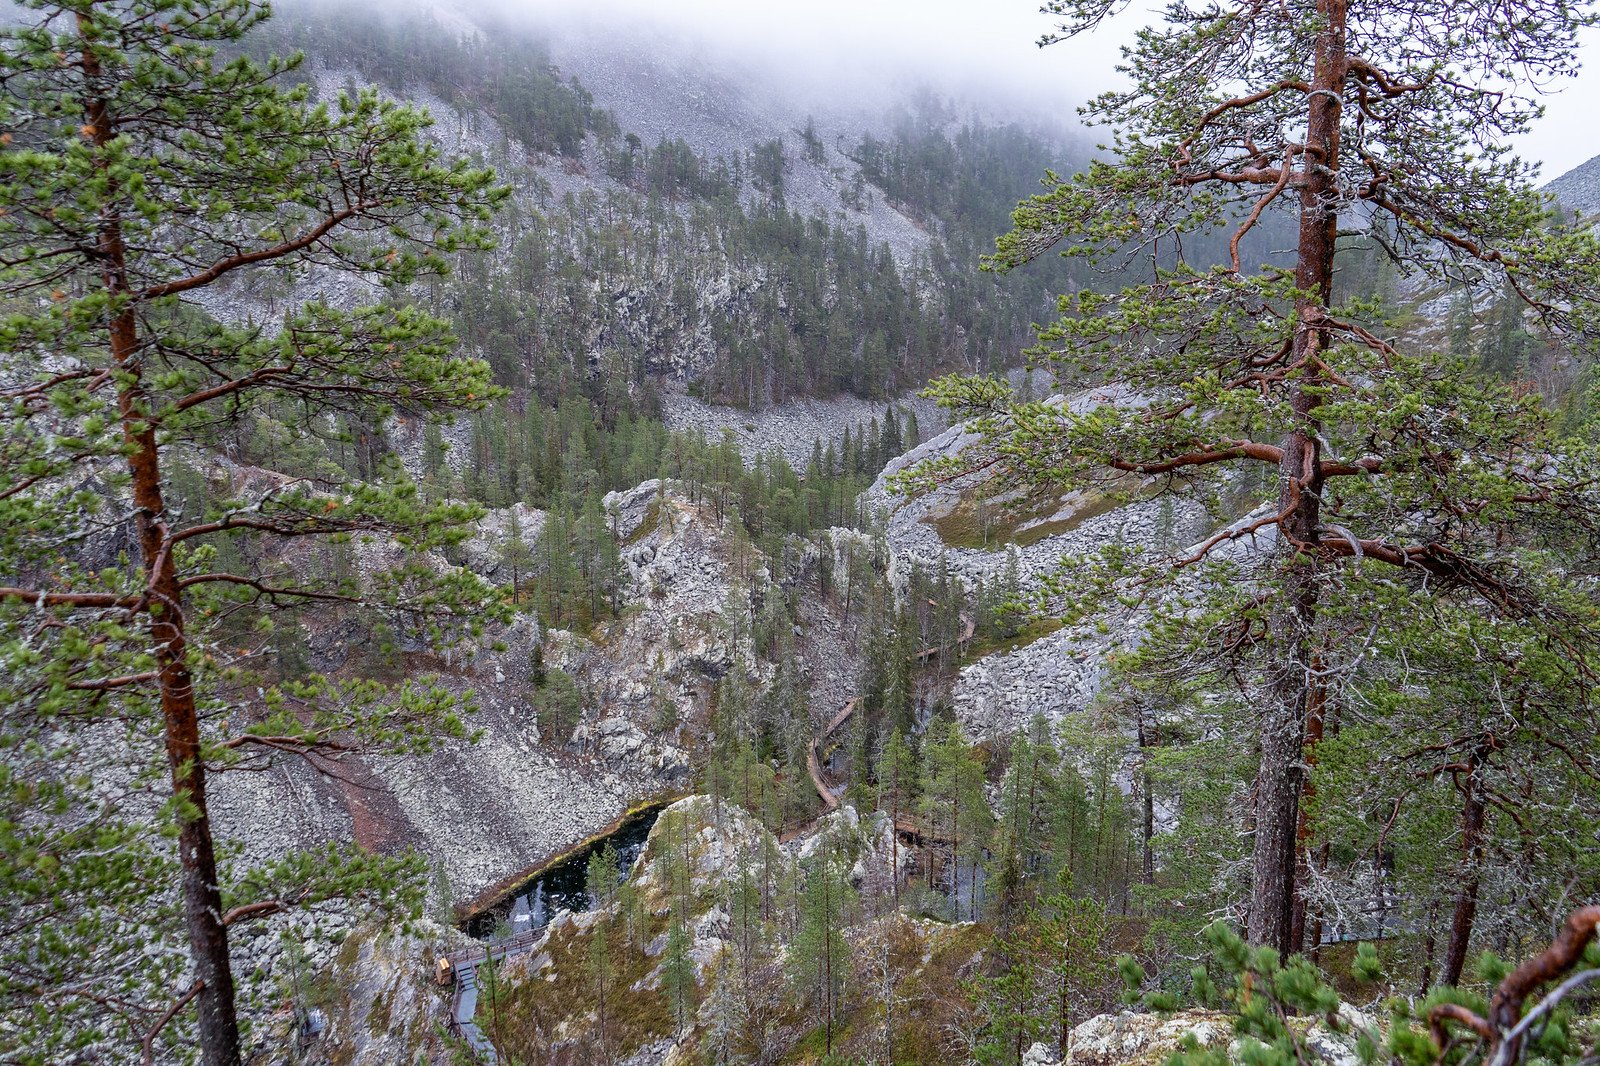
[488,911,677,1063]
[962,617,1065,664]
[925,478,1148,551]
[623,499,665,546]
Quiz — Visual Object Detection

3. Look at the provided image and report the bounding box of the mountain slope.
[1547,151,1600,215]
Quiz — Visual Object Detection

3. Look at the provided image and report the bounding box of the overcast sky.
[485,0,1600,181]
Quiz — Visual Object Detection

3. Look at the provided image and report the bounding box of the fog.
[453,0,1600,179]
[461,0,1137,138]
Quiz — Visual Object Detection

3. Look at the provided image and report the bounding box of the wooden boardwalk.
[789,615,973,843]
[443,927,549,1061]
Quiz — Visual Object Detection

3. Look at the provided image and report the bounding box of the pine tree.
[662,902,696,1035]
[658,810,698,1034]
[586,841,621,909]
[921,717,991,918]
[0,3,506,1061]
[500,506,535,600]
[587,912,616,1062]
[979,894,1112,1064]
[921,0,1600,953]
[700,945,743,1066]
[989,717,1062,927]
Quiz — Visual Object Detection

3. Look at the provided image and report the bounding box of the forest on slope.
[2,2,1599,1066]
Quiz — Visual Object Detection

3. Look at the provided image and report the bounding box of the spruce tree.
[790,849,854,1055]
[0,3,506,1061]
[877,729,919,906]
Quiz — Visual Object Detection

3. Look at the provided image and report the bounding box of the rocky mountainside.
[293,796,1375,1066]
[860,390,1270,741]
[248,0,1089,417]
[211,475,870,897]
[1547,151,1600,215]
[15,5,1600,1066]
[246,380,1289,1061]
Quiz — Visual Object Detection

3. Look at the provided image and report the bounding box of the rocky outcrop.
[276,920,469,1066]
[863,392,1215,595]
[561,484,757,775]
[430,796,978,1066]
[861,394,1258,737]
[458,503,548,581]
[1022,1005,1371,1066]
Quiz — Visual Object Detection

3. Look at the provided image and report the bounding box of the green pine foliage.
[911,0,1600,960]
[8,1,1600,1062]
[0,2,509,1059]
[790,847,857,1056]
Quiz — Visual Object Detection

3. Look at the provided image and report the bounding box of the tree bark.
[1248,0,1344,955]
[1418,901,1440,995]
[890,786,901,908]
[1058,976,1071,1062]
[1443,753,1487,986]
[1289,665,1328,954]
[79,12,241,1063]
[1139,718,1156,886]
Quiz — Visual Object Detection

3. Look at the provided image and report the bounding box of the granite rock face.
[661,389,948,469]
[270,920,469,1066]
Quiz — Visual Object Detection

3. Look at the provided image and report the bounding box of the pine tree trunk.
[1443,756,1486,985]
[80,18,241,1063]
[1248,0,1343,955]
[1139,720,1155,886]
[1290,668,1328,953]
[1417,901,1440,995]
[1252,589,1311,954]
[891,788,901,907]
[1058,974,1071,1062]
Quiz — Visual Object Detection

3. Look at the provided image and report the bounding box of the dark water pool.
[465,803,664,941]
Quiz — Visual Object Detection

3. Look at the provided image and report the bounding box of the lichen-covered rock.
[1064,1007,1368,1066]
[1023,1042,1061,1065]
[457,503,548,580]
[1067,1010,1234,1066]
[281,920,469,1066]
